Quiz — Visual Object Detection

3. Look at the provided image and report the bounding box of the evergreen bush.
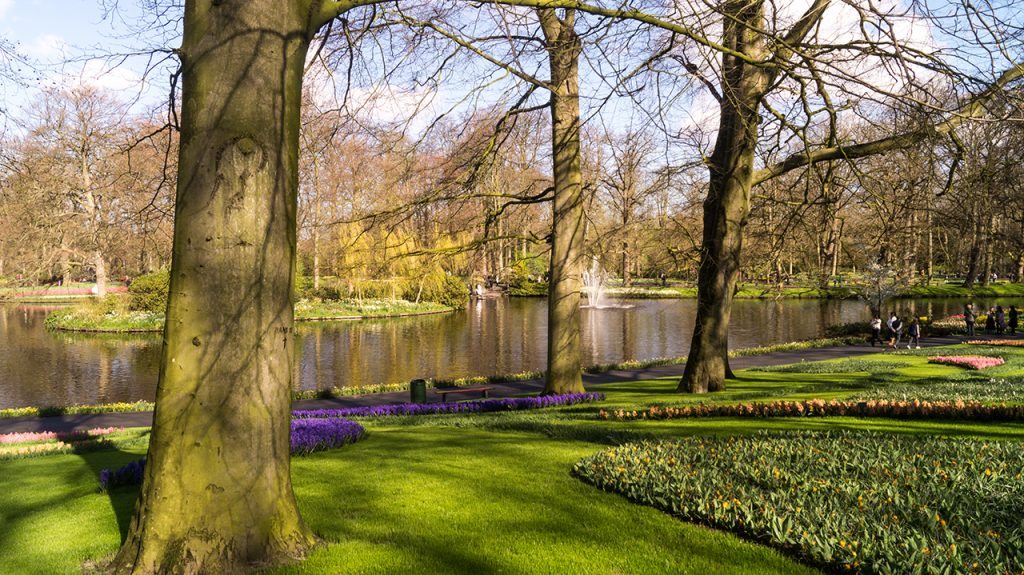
[128,270,169,313]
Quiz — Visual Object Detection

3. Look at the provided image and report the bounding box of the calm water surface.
[0,297,1007,408]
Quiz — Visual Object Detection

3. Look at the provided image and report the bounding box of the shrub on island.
[127,269,169,313]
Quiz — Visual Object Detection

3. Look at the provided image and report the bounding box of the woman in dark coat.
[1009,305,1019,336]
[986,307,996,334]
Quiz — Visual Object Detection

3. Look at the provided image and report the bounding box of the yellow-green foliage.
[404,268,468,308]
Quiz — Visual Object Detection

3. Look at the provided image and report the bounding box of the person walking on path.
[906,317,921,349]
[869,315,883,347]
[986,307,996,334]
[965,303,976,336]
[1010,305,1019,336]
[888,312,903,349]
[996,306,1006,335]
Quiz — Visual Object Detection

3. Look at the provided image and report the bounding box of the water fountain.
[582,257,631,309]
[581,257,609,308]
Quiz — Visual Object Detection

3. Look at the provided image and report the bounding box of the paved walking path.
[0,335,971,434]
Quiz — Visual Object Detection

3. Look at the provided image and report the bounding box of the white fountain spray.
[582,257,611,309]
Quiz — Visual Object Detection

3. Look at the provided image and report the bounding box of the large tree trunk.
[60,237,71,285]
[540,9,585,395]
[620,241,627,286]
[830,218,842,277]
[964,220,981,288]
[926,203,934,281]
[110,3,318,573]
[312,155,322,291]
[93,250,107,297]
[679,0,767,394]
[981,213,996,285]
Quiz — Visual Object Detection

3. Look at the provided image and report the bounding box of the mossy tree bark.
[108,1,346,572]
[540,8,586,395]
[679,0,831,393]
[678,0,769,394]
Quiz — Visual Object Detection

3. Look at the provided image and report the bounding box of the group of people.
[869,312,921,349]
[870,303,1023,349]
[962,303,1019,336]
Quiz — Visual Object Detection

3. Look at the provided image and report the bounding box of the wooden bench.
[434,386,494,403]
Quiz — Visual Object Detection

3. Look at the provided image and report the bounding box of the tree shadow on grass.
[278,427,818,575]
[0,442,144,573]
[74,438,147,541]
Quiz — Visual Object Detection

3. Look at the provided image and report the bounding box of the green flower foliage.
[601,398,1024,422]
[853,375,1024,405]
[752,359,912,374]
[574,432,1024,575]
[0,401,155,418]
[291,382,413,400]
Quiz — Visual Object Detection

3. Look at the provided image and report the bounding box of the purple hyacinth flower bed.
[292,392,605,420]
[98,418,367,487]
[99,458,146,491]
[290,418,367,456]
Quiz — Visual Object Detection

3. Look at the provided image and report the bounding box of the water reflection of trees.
[15,297,1024,406]
[0,306,161,407]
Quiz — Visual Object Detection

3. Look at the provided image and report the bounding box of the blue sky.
[1,1,111,58]
[1,0,173,118]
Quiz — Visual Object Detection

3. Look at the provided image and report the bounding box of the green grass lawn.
[3,343,1024,573]
[602,283,854,300]
[0,427,818,575]
[904,280,1024,298]
[597,279,1024,300]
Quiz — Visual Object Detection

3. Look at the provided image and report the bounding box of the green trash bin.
[410,378,427,404]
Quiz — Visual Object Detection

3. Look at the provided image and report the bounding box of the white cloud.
[74,59,145,94]
[22,33,66,62]
[0,0,12,21]
[344,82,448,137]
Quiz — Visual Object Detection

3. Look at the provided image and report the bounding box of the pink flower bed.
[599,398,1024,422]
[927,355,1005,370]
[0,426,123,444]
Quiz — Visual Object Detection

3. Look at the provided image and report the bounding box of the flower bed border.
[293,392,604,419]
[600,398,1024,422]
[965,339,1024,347]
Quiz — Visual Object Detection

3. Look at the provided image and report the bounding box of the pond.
[0,296,1002,408]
